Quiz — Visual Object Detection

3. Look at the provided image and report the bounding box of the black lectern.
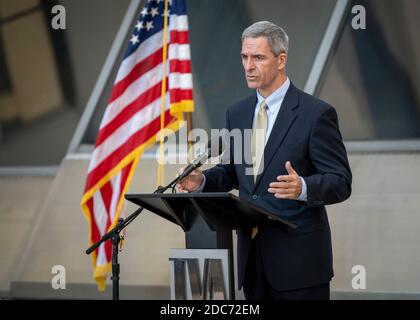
[125,192,296,299]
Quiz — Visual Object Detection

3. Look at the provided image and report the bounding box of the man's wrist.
[297,176,307,202]
[191,174,206,193]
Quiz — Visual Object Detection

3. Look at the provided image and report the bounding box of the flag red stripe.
[96,80,168,146]
[169,60,192,73]
[97,86,190,148]
[120,160,134,194]
[170,88,193,103]
[86,198,101,256]
[110,52,191,107]
[109,47,164,103]
[170,30,190,44]
[85,110,174,192]
[99,181,113,215]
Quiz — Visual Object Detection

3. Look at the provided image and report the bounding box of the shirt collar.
[256,77,290,114]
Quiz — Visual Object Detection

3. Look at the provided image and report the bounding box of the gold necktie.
[251,100,268,239]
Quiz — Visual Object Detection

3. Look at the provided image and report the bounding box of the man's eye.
[256,56,264,61]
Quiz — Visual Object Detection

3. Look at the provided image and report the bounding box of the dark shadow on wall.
[41,0,77,108]
[186,0,253,132]
[0,31,12,94]
[323,0,420,140]
[352,0,420,139]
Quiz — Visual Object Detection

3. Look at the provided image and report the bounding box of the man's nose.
[244,58,255,71]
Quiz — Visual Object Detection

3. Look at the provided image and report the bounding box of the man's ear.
[277,53,287,70]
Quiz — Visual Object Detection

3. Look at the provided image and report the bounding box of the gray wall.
[3,152,420,299]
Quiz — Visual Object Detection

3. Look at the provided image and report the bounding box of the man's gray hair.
[241,21,289,56]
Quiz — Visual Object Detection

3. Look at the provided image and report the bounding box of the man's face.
[241,36,287,96]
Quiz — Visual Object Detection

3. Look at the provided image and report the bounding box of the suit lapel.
[253,83,299,191]
[239,95,257,191]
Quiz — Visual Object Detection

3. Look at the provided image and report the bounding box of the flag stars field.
[141,8,148,17]
[146,21,154,31]
[135,21,144,31]
[129,35,140,45]
[150,7,160,17]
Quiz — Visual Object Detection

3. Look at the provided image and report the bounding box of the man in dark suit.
[177,21,352,300]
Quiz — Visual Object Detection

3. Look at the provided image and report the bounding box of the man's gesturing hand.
[268,161,302,200]
[175,167,204,193]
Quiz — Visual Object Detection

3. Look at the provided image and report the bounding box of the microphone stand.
[85,154,208,300]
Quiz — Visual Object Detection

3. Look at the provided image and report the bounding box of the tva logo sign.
[169,249,231,300]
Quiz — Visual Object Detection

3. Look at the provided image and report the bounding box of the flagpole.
[157,0,170,187]
[186,112,195,162]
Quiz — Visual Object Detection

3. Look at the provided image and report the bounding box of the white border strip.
[345,140,420,153]
[0,166,58,177]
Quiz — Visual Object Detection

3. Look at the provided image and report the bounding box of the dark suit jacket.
[202,83,352,291]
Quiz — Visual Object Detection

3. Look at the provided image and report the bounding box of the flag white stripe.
[93,192,108,234]
[109,172,122,223]
[169,44,191,60]
[169,73,193,90]
[96,244,107,267]
[169,14,189,32]
[93,192,109,266]
[89,93,170,173]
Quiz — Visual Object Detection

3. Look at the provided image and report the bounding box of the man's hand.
[175,167,204,192]
[268,161,302,199]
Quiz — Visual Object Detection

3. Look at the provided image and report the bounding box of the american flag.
[81,0,194,291]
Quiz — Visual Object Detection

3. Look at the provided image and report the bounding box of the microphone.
[177,136,226,182]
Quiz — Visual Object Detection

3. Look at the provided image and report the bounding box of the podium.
[125,192,295,300]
